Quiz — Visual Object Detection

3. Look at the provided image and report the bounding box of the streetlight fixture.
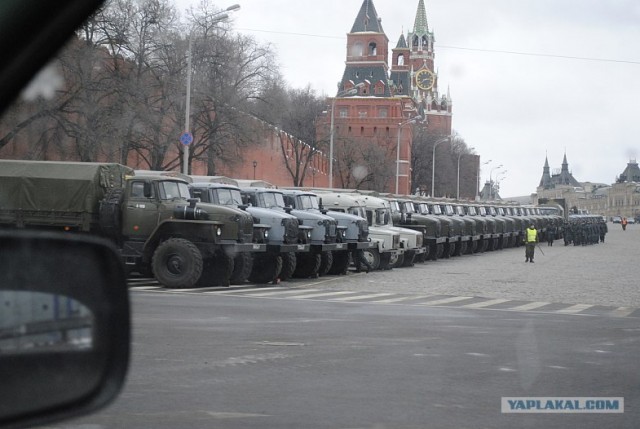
[182,4,240,175]
[477,159,491,200]
[328,83,364,188]
[488,164,503,199]
[396,116,422,194]
[431,136,450,197]
[493,170,507,200]
[456,146,475,200]
[252,160,257,180]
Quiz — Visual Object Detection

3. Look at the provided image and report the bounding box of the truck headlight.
[264,229,269,239]
[216,227,222,236]
[306,230,312,239]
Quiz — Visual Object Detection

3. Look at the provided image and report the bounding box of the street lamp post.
[252,160,257,180]
[182,4,240,175]
[396,117,422,194]
[431,136,450,197]
[488,164,503,200]
[329,83,364,188]
[494,171,507,200]
[477,159,491,200]
[456,146,475,200]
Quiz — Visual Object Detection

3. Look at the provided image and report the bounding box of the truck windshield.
[298,195,319,210]
[403,202,415,213]
[349,207,367,218]
[389,201,400,213]
[430,204,442,215]
[159,181,190,200]
[467,206,477,216]
[375,208,390,225]
[455,206,465,216]
[215,189,243,206]
[259,192,286,209]
[415,203,428,215]
[443,205,454,215]
[478,206,487,215]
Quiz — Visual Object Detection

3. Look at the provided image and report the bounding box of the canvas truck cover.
[0,160,133,227]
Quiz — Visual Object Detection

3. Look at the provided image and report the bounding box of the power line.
[238,27,640,65]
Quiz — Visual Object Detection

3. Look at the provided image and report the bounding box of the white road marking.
[374,295,434,304]
[329,293,396,301]
[285,291,361,299]
[509,301,550,311]
[461,298,510,309]
[556,304,594,314]
[610,307,636,317]
[419,296,475,306]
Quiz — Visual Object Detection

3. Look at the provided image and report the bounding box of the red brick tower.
[321,0,452,194]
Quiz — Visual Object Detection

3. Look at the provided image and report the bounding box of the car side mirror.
[0,230,130,428]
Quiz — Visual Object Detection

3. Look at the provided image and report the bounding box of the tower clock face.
[415,69,435,90]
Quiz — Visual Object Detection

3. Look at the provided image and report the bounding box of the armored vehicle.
[0,160,264,288]
[189,181,310,283]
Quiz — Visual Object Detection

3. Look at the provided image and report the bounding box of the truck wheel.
[359,248,381,271]
[279,252,297,281]
[459,241,468,255]
[196,251,235,287]
[328,250,350,275]
[152,238,203,288]
[379,252,394,270]
[230,252,253,285]
[248,253,282,284]
[414,251,427,263]
[293,252,322,278]
[436,244,445,259]
[401,250,415,267]
[447,243,456,257]
[429,243,438,261]
[318,251,333,276]
[99,188,124,242]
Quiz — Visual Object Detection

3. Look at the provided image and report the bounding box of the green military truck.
[0,160,264,288]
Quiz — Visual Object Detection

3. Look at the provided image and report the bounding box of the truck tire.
[293,252,322,278]
[279,252,297,281]
[447,243,456,257]
[359,248,381,271]
[249,253,282,284]
[401,250,415,267]
[318,251,333,276]
[230,252,253,285]
[459,241,468,255]
[379,252,394,270]
[436,244,445,259]
[197,251,235,287]
[328,250,350,275]
[393,253,406,268]
[99,188,124,242]
[152,238,203,288]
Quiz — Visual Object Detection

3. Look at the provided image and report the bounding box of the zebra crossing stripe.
[373,295,433,304]
[243,288,322,297]
[610,307,636,318]
[204,286,286,294]
[508,301,550,311]
[284,291,362,299]
[461,298,510,309]
[419,296,474,306]
[330,293,396,302]
[556,303,594,314]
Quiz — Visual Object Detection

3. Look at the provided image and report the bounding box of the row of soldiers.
[562,215,608,246]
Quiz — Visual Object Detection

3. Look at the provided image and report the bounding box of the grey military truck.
[411,199,450,260]
[279,189,354,276]
[0,160,264,288]
[241,187,342,278]
[357,194,424,269]
[189,181,310,283]
[313,192,400,272]
[438,201,477,255]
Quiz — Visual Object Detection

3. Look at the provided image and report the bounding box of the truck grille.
[357,219,369,241]
[393,234,400,248]
[283,218,299,244]
[324,219,337,242]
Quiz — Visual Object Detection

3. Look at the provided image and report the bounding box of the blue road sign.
[180,132,193,146]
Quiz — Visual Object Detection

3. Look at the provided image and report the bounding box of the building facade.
[319,0,453,195]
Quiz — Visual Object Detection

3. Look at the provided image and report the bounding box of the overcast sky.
[178,0,640,197]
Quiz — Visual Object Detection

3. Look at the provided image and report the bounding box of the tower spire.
[350,0,384,33]
[413,0,429,34]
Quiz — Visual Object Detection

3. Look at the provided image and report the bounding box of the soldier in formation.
[563,215,607,246]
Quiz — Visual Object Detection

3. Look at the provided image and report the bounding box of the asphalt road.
[45,225,639,429]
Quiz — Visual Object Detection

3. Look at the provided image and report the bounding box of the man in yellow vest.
[525,224,538,263]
